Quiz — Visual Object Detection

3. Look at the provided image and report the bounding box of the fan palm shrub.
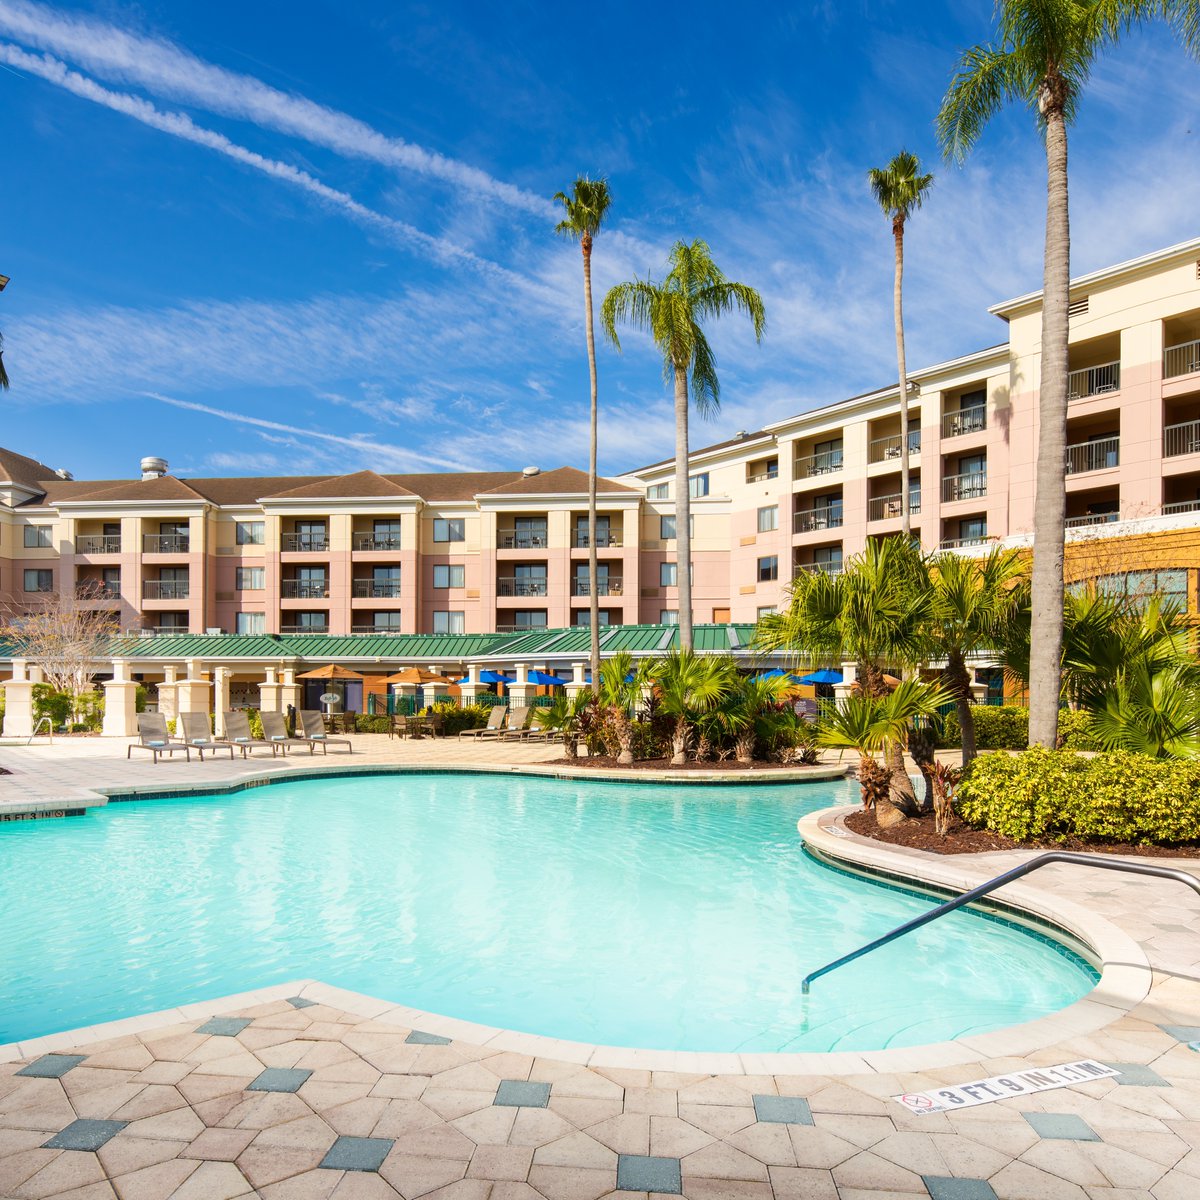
[654,649,736,764]
[533,690,596,759]
[599,651,657,765]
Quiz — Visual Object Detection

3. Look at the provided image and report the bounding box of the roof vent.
[734,430,749,440]
[140,456,168,481]
[1068,296,1089,318]
[522,465,540,477]
[54,468,73,480]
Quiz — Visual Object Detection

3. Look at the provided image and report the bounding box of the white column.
[459,662,484,703]
[279,666,301,711]
[2,659,34,738]
[102,658,140,738]
[508,661,531,708]
[258,666,281,712]
[833,660,857,703]
[156,665,180,720]
[565,660,588,699]
[213,667,232,735]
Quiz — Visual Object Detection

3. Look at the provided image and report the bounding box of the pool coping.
[0,794,1153,1077]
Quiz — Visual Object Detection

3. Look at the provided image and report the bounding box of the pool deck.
[0,739,1198,1198]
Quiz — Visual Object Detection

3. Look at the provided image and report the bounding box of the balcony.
[942,472,987,503]
[282,533,328,552]
[495,623,548,633]
[1164,419,1200,457]
[1164,338,1200,380]
[1164,499,1200,515]
[496,577,549,597]
[942,407,986,438]
[352,623,403,633]
[939,535,991,550]
[1066,361,1120,401]
[75,581,120,599]
[794,506,843,533]
[747,467,779,483]
[498,531,548,549]
[571,578,624,596]
[1065,436,1119,475]
[868,432,921,464]
[280,623,329,634]
[795,450,843,478]
[868,493,922,522]
[794,562,843,578]
[281,579,330,599]
[77,535,121,554]
[571,532,621,548]
[1065,512,1120,529]
[353,533,402,551]
[143,580,190,600]
[352,579,402,598]
[143,534,189,553]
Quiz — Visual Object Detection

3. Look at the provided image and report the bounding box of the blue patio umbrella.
[750,668,804,683]
[584,669,637,683]
[799,668,843,685]
[526,669,568,686]
[450,669,516,685]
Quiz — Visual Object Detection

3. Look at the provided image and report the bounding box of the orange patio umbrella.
[382,668,455,685]
[296,664,366,681]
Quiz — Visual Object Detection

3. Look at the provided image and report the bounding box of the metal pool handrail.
[801,851,1200,994]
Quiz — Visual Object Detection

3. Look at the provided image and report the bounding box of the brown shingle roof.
[0,447,60,495]
[262,470,419,500]
[478,466,636,496]
[631,430,771,474]
[48,476,209,503]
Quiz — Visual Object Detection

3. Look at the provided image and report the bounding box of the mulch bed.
[844,809,1200,858]
[553,755,810,772]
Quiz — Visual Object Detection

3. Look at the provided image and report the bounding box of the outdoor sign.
[893,1059,1119,1115]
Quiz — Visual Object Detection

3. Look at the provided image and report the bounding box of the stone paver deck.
[0,739,1197,1197]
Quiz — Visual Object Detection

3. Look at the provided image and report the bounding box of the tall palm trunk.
[1028,88,1070,749]
[945,648,977,767]
[860,660,919,826]
[582,233,601,696]
[893,217,912,538]
[673,361,694,651]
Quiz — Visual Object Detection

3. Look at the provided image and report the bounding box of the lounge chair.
[299,710,353,754]
[127,712,191,763]
[498,706,532,740]
[223,710,280,757]
[261,710,317,754]
[457,705,508,739]
[179,711,237,760]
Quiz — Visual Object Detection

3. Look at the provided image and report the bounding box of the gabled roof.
[262,470,418,500]
[0,446,59,495]
[478,466,636,496]
[51,475,209,504]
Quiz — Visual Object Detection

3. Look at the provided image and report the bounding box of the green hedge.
[957,747,1200,844]
[942,705,1099,751]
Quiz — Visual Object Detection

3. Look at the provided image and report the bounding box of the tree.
[937,0,1200,749]
[926,546,1026,766]
[533,690,596,759]
[653,648,735,765]
[0,333,9,390]
[1,583,118,718]
[599,651,657,765]
[553,177,612,696]
[603,241,765,650]
[714,671,800,763]
[868,151,933,538]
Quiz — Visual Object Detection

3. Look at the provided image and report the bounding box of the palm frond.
[937,44,1025,161]
[868,149,934,220]
[552,176,612,240]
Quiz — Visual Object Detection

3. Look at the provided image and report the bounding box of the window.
[659,610,679,625]
[101,567,121,596]
[959,517,987,542]
[574,610,612,626]
[660,561,677,587]
[295,612,328,631]
[1074,569,1188,611]
[660,515,675,540]
[813,545,843,570]
[23,569,53,592]
[757,606,775,620]
[757,505,778,533]
[512,610,548,630]
[511,517,548,548]
[236,612,265,635]
[574,514,611,546]
[688,473,710,498]
[433,564,466,588]
[433,518,465,543]
[757,555,779,582]
[24,526,52,549]
[236,566,264,591]
[372,612,403,631]
[235,521,265,545]
[433,610,465,634]
[812,438,844,472]
[156,613,189,632]
[372,519,402,550]
[647,483,669,500]
[370,566,402,597]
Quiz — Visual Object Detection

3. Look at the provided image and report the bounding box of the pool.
[0,771,1098,1052]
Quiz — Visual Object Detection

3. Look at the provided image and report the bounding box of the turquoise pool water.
[0,772,1097,1051]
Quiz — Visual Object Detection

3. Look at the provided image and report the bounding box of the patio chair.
[223,710,281,757]
[498,706,533,740]
[299,710,353,754]
[261,709,317,755]
[127,712,191,763]
[179,711,237,761]
[457,705,508,739]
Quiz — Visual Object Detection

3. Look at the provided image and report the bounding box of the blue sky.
[0,1,1197,482]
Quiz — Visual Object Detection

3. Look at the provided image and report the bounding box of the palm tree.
[937,0,1200,749]
[603,241,765,650]
[868,151,932,539]
[716,672,799,763]
[599,650,657,765]
[554,177,613,696]
[1089,661,1200,759]
[0,333,9,390]
[654,648,736,764]
[533,690,595,759]
[926,547,1026,767]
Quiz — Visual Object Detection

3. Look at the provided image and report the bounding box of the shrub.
[242,708,265,739]
[957,747,1200,844]
[431,702,489,737]
[74,692,104,732]
[1057,709,1100,751]
[31,684,73,730]
[942,705,1028,750]
[135,685,148,714]
[354,715,390,734]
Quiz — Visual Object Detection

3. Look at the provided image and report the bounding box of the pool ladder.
[28,717,54,745]
[801,850,1200,994]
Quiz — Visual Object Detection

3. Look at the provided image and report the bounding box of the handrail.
[29,716,54,744]
[801,850,1200,994]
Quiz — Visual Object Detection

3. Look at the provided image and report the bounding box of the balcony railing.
[794,506,844,533]
[143,534,189,553]
[868,493,922,522]
[143,580,190,600]
[939,535,991,550]
[1164,338,1200,380]
[280,624,329,634]
[747,467,779,483]
[1164,419,1200,457]
[942,472,987,503]
[571,579,624,596]
[1065,436,1119,474]
[795,450,843,478]
[572,533,621,548]
[282,533,328,552]
[76,535,121,554]
[352,624,403,634]
[1163,499,1200,515]
[495,622,548,633]
[1066,360,1120,400]
[352,579,402,598]
[794,562,843,578]
[868,432,921,463]
[75,581,120,599]
[496,577,549,596]
[942,407,987,438]
[280,579,330,599]
[498,531,548,549]
[353,533,402,551]
[1065,512,1119,529]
